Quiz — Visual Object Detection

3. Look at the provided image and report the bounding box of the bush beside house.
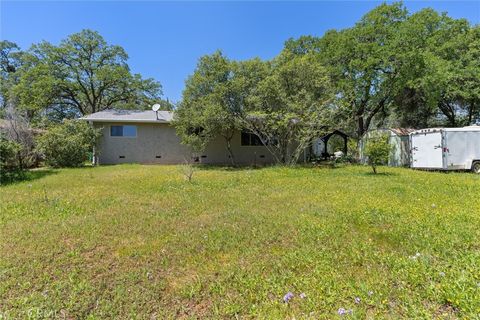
[37,120,101,168]
[0,135,24,183]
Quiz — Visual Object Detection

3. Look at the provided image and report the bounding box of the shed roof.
[389,128,416,136]
[366,128,416,137]
[81,109,173,123]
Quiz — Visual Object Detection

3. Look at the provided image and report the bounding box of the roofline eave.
[80,119,171,124]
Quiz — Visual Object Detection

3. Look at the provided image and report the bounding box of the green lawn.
[1,165,479,319]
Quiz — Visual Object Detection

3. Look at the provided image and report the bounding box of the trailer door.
[411,131,444,169]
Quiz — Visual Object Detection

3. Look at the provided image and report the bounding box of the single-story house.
[81,109,277,165]
[359,128,416,167]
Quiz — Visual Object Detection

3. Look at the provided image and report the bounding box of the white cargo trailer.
[410,127,480,173]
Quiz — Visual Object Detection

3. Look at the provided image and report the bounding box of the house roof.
[80,109,174,123]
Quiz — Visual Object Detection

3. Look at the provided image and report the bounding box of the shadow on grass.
[196,162,353,172]
[0,168,58,186]
[312,163,350,169]
[362,171,399,177]
[195,164,274,172]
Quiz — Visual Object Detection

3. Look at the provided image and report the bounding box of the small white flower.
[409,252,421,260]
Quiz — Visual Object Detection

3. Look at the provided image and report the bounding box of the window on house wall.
[241,131,264,146]
[110,125,137,137]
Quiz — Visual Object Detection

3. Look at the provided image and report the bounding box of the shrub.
[0,135,24,183]
[347,139,360,163]
[179,160,196,182]
[37,120,101,168]
[2,106,42,169]
[365,133,391,174]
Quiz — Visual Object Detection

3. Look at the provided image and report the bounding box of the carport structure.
[312,130,349,159]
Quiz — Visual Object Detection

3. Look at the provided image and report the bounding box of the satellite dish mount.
[152,104,161,120]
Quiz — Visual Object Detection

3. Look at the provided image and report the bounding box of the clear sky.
[1,1,479,103]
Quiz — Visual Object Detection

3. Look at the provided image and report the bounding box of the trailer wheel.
[472,161,480,174]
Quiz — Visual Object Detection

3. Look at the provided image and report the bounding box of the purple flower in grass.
[283,292,294,303]
[338,308,353,316]
[354,297,361,304]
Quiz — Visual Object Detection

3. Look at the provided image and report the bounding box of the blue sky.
[1,1,479,103]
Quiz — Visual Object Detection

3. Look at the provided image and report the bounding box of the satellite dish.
[152,104,161,112]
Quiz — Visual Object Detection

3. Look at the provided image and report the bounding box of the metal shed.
[360,128,416,167]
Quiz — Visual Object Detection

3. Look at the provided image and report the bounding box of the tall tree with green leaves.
[319,2,408,138]
[387,8,446,128]
[282,4,479,131]
[243,51,333,164]
[174,51,253,164]
[431,20,479,126]
[458,25,480,125]
[391,9,479,127]
[0,41,24,112]
[10,29,163,121]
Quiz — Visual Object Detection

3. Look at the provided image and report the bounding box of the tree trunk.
[223,131,235,166]
[467,100,476,125]
[17,150,24,170]
[372,165,377,174]
[439,101,456,126]
[281,140,289,164]
[357,116,365,138]
[225,138,235,166]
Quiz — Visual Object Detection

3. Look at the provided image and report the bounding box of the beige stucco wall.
[93,122,276,165]
[94,122,190,164]
[202,131,276,165]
